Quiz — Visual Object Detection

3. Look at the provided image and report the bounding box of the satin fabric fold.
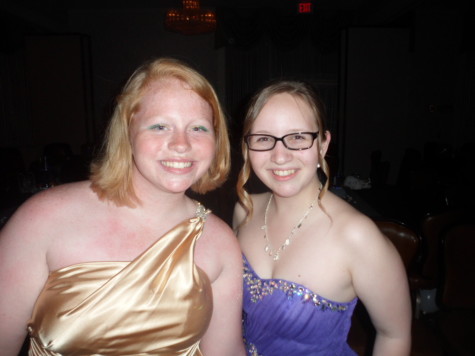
[28,213,212,356]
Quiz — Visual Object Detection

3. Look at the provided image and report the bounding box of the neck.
[132,183,194,217]
[271,182,321,216]
[263,185,320,261]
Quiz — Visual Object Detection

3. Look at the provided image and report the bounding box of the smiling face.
[249,92,326,198]
[129,78,215,197]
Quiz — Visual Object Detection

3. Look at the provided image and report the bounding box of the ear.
[320,130,331,157]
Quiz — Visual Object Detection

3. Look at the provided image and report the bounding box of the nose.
[169,130,191,153]
[270,140,292,164]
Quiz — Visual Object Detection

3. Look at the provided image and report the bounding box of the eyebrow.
[251,129,312,134]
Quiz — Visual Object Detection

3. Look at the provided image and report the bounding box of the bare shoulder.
[324,191,386,250]
[0,181,94,289]
[1,181,94,244]
[12,181,92,212]
[233,192,270,230]
[232,201,246,230]
[202,213,239,248]
[1,181,105,274]
[196,213,241,282]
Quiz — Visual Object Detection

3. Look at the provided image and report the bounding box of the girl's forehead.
[143,77,189,95]
[252,94,317,131]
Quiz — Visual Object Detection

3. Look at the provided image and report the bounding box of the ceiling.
[1,0,420,36]
[2,0,418,17]
[63,0,373,10]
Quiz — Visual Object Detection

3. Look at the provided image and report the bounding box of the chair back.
[440,223,475,309]
[419,209,469,286]
[375,219,420,271]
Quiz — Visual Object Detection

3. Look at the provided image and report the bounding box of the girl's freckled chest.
[92,219,159,260]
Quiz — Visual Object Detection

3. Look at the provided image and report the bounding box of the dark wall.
[67,7,225,139]
[343,27,412,183]
[0,5,225,168]
[341,3,474,183]
[1,1,473,191]
[24,35,93,154]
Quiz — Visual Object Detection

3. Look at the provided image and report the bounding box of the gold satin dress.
[27,204,213,356]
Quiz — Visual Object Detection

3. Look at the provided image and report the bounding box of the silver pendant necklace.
[262,193,319,261]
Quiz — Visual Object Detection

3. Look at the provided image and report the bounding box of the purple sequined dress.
[243,254,358,356]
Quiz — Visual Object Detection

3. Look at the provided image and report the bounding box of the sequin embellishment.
[247,342,263,356]
[243,257,348,312]
[195,202,211,220]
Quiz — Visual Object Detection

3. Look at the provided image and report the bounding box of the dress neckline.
[243,253,357,306]
[49,203,209,275]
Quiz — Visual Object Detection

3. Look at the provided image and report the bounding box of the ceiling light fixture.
[165,0,217,35]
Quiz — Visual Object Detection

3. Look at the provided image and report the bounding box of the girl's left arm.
[349,218,412,356]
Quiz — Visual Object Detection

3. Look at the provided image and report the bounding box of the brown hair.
[90,57,230,206]
[236,80,330,225]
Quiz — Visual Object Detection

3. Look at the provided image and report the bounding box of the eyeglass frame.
[244,131,319,151]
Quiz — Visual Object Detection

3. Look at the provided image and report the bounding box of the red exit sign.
[298,2,313,14]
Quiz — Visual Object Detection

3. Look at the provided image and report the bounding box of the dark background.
[1,0,474,225]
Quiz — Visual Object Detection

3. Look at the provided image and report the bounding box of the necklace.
[262,193,319,261]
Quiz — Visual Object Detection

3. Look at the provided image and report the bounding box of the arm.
[199,219,245,356]
[349,218,412,356]
[0,196,51,355]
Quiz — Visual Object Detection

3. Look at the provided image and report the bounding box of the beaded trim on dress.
[243,255,351,311]
[195,202,211,220]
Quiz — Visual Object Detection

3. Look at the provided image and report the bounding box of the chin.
[270,187,302,198]
[157,179,194,194]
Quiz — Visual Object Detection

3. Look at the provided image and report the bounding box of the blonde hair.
[90,57,230,206]
[237,80,330,225]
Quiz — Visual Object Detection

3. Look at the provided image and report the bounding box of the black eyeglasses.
[245,132,319,151]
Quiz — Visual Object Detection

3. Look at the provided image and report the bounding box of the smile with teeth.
[162,161,193,169]
[273,169,295,177]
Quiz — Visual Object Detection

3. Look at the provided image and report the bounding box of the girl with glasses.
[233,80,411,356]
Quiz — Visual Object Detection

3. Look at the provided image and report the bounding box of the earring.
[317,163,321,168]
